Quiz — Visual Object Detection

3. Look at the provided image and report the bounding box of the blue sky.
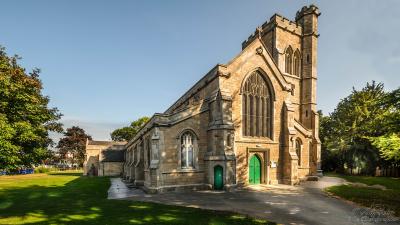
[1,0,399,140]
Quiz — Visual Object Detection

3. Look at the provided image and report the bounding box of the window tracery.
[242,71,273,138]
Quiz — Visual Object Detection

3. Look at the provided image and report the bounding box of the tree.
[0,46,63,170]
[0,114,19,170]
[367,87,400,163]
[319,111,341,172]
[381,87,400,133]
[111,116,149,141]
[320,82,400,175]
[57,126,92,166]
[368,134,400,162]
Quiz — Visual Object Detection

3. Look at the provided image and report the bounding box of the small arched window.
[130,147,134,165]
[295,139,302,166]
[135,145,141,166]
[181,132,194,168]
[146,138,151,168]
[293,50,301,76]
[285,47,293,74]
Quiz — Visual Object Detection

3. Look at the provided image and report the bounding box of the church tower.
[296,5,320,129]
[296,5,322,175]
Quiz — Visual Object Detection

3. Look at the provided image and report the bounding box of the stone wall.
[84,140,126,176]
[123,4,321,191]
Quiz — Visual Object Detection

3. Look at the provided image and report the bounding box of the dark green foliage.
[57,126,92,166]
[111,116,149,141]
[0,46,62,170]
[319,111,340,172]
[321,82,400,174]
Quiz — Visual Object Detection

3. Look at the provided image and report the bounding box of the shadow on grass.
[325,174,400,217]
[0,175,274,225]
[47,172,83,176]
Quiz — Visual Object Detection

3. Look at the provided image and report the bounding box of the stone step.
[306,175,319,181]
[126,183,136,188]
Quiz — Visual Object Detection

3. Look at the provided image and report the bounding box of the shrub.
[34,167,51,173]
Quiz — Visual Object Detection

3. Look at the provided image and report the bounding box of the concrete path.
[108,177,399,225]
[107,178,145,199]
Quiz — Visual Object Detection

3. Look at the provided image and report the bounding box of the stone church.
[86,5,322,193]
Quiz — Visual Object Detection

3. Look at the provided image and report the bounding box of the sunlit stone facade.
[121,5,322,193]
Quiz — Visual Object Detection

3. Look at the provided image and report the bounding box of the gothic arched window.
[293,50,301,76]
[242,71,273,138]
[181,132,194,168]
[146,138,151,168]
[135,144,141,166]
[295,139,302,166]
[285,47,293,74]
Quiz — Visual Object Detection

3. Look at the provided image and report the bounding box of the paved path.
[108,177,399,225]
[108,178,144,199]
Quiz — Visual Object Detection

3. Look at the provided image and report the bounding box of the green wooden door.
[249,155,261,184]
[214,165,223,190]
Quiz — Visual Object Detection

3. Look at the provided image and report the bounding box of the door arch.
[249,155,261,184]
[214,165,223,190]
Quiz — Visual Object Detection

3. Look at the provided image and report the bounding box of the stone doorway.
[246,148,270,185]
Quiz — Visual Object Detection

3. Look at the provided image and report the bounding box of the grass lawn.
[325,173,400,216]
[0,172,274,225]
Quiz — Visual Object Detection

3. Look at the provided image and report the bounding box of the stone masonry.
[84,140,126,176]
[116,5,322,193]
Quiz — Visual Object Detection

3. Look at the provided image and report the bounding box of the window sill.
[282,72,301,79]
[179,167,197,172]
[162,169,204,174]
[236,137,278,144]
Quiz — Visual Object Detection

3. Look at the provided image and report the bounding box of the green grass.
[0,172,274,225]
[325,173,400,216]
[326,173,400,190]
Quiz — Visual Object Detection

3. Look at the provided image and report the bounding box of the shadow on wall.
[86,156,99,176]
[102,148,125,162]
[0,175,275,224]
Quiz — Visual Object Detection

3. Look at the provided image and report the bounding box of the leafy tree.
[111,116,149,141]
[368,134,400,162]
[320,82,400,175]
[381,87,400,133]
[367,87,400,163]
[57,126,92,166]
[0,46,63,170]
[0,115,19,169]
[319,111,341,172]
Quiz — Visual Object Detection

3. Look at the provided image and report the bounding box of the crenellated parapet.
[295,4,321,21]
[242,14,302,50]
[270,14,302,35]
[119,4,323,192]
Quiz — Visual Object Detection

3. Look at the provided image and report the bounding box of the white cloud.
[387,56,400,64]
